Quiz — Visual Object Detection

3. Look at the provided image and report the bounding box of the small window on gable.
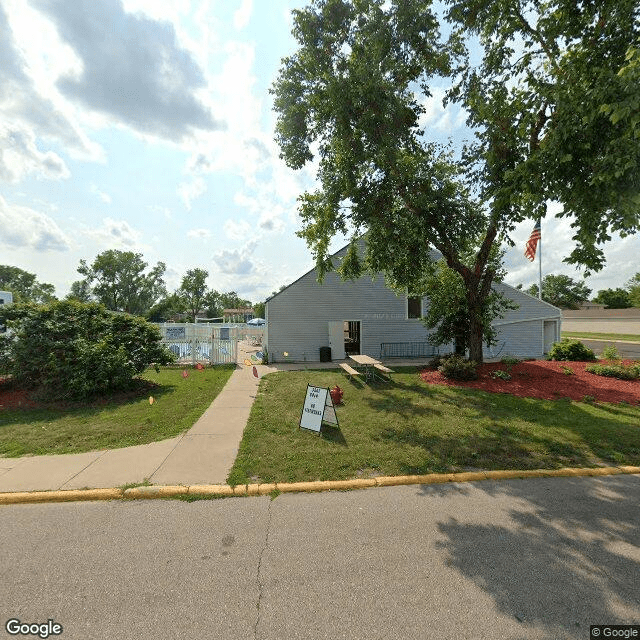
[408,296,422,319]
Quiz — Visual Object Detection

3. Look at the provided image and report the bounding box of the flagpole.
[538,220,542,300]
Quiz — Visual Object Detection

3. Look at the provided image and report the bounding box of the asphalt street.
[578,339,640,360]
[2,476,639,640]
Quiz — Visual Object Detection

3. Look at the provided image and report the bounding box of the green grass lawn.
[0,365,235,457]
[227,367,640,485]
[562,331,640,342]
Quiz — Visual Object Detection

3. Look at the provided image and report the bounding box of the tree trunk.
[467,305,485,362]
[464,279,487,363]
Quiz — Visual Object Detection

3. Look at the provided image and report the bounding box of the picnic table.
[348,354,394,381]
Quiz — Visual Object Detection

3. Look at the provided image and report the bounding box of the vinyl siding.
[266,244,561,362]
[266,268,437,362]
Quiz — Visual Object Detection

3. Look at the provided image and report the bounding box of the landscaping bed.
[420,360,640,404]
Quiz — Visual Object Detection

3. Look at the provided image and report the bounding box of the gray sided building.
[265,244,561,363]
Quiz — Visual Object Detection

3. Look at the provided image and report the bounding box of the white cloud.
[233,0,253,30]
[147,204,172,220]
[187,228,212,240]
[224,219,252,241]
[213,239,258,275]
[90,184,112,204]
[84,217,143,250]
[0,194,71,251]
[178,177,207,210]
[0,125,70,183]
[30,0,225,142]
[0,1,104,174]
[418,86,468,133]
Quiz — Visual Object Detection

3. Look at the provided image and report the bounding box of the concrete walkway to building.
[0,341,434,494]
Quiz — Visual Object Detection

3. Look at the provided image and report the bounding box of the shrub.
[491,369,511,381]
[500,355,520,366]
[429,353,455,369]
[547,339,596,362]
[602,345,621,361]
[438,355,478,381]
[2,300,175,399]
[560,365,574,375]
[585,363,640,381]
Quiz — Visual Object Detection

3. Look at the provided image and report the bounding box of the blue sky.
[1,0,638,304]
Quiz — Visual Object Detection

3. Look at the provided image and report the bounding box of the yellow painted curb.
[123,485,187,499]
[0,488,122,504]
[1,466,639,505]
[277,478,377,493]
[188,484,234,497]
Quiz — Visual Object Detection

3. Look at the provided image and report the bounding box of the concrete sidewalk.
[0,344,435,494]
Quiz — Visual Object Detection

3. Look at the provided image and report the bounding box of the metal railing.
[380,342,439,358]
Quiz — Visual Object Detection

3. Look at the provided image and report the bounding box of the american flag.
[524,220,541,262]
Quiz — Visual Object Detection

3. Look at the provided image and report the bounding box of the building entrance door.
[328,321,346,360]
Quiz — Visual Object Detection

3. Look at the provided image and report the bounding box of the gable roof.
[266,237,561,315]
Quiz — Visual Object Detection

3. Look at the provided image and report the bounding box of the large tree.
[627,273,640,308]
[593,288,632,309]
[77,250,166,316]
[271,0,640,362]
[526,274,591,309]
[178,268,210,322]
[0,265,56,303]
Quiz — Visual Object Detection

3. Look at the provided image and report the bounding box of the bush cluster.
[0,300,175,399]
[547,339,596,362]
[437,355,478,381]
[585,363,640,381]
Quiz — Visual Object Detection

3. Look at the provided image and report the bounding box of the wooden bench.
[339,362,362,380]
[373,363,394,380]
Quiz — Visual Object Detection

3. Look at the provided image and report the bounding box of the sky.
[1,0,638,305]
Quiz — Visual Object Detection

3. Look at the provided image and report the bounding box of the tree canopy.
[272,0,640,361]
[593,288,632,309]
[0,265,56,304]
[76,250,167,316]
[627,272,640,308]
[178,268,210,323]
[526,274,591,309]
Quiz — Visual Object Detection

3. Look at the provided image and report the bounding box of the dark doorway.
[344,321,361,356]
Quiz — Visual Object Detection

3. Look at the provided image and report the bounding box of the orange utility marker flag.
[182,370,189,378]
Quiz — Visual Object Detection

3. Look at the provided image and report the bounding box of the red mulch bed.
[420,360,640,404]
[0,376,158,411]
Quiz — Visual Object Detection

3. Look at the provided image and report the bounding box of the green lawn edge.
[562,331,640,343]
[227,366,640,485]
[0,365,235,457]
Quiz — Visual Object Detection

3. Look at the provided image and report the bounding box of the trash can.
[319,346,331,362]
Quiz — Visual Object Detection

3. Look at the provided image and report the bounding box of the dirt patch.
[420,360,640,404]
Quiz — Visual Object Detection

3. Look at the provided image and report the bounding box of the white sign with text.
[299,385,338,433]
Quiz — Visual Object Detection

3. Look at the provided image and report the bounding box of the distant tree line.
[517,272,640,309]
[0,250,267,322]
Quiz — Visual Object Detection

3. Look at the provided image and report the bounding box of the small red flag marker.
[182,370,189,378]
[252,366,258,378]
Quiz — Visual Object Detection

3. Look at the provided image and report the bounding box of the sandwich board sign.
[299,385,339,434]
